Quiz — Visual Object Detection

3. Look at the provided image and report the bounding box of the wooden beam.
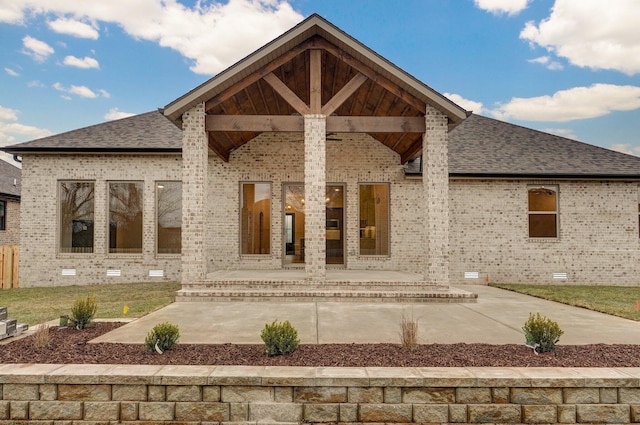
[400,138,424,164]
[314,39,426,113]
[321,72,367,116]
[263,73,311,115]
[205,41,311,112]
[206,115,304,132]
[310,49,322,114]
[207,136,230,162]
[327,116,425,133]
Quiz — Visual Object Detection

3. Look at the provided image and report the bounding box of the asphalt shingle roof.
[3,111,181,153]
[4,111,640,179]
[0,160,21,198]
[448,114,640,178]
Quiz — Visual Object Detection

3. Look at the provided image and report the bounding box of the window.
[359,183,390,255]
[528,185,558,238]
[157,181,182,254]
[0,200,5,231]
[109,182,143,253]
[241,182,271,254]
[59,181,94,253]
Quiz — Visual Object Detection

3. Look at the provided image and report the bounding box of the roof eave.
[2,147,182,155]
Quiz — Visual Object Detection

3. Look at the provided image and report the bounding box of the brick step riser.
[175,290,477,303]
[181,282,448,291]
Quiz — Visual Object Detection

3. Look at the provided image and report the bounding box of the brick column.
[304,115,326,281]
[423,106,450,286]
[181,103,208,283]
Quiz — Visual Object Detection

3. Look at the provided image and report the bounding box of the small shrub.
[400,312,419,350]
[261,319,300,356]
[33,324,50,349]
[70,294,98,329]
[145,322,180,353]
[522,312,564,353]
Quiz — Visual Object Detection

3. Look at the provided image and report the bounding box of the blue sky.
[1,0,639,165]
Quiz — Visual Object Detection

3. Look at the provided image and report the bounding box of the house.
[0,160,21,246]
[5,15,640,292]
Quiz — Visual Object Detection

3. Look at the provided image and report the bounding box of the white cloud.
[4,67,19,76]
[610,144,640,157]
[63,55,99,69]
[21,35,54,62]
[0,0,303,75]
[520,0,640,75]
[0,106,18,122]
[474,0,530,15]
[48,17,99,39]
[444,93,484,114]
[104,107,135,121]
[27,80,44,88]
[528,56,563,71]
[491,84,640,122]
[540,128,578,140]
[0,105,52,148]
[53,82,109,99]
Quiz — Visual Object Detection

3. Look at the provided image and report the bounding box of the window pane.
[157,181,182,254]
[241,183,271,254]
[359,184,389,255]
[109,182,143,253]
[529,214,557,238]
[0,200,5,231]
[528,187,556,211]
[59,182,94,253]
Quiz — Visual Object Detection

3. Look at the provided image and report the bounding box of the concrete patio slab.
[90,285,640,346]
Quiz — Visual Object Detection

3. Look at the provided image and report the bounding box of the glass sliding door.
[326,185,344,264]
[283,183,345,265]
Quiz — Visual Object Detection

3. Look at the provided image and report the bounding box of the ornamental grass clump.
[522,312,564,353]
[261,319,300,356]
[145,322,180,353]
[70,294,98,330]
[400,312,419,350]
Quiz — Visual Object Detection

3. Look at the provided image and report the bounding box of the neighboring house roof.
[3,111,639,180]
[163,14,468,128]
[448,114,640,178]
[0,160,21,199]
[2,111,181,154]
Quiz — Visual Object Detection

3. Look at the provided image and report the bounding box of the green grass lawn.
[492,284,640,321]
[0,282,181,325]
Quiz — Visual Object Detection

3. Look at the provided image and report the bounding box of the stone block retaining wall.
[2,365,640,424]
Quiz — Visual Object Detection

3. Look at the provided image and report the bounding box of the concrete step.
[175,287,478,303]
[181,280,450,291]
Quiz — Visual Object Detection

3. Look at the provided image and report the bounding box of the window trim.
[527,184,559,239]
[108,180,144,255]
[58,180,95,254]
[156,180,182,256]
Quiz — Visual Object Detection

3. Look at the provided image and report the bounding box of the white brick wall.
[449,179,640,285]
[0,197,20,246]
[19,154,182,287]
[205,132,429,275]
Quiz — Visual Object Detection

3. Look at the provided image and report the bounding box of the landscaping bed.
[2,322,640,367]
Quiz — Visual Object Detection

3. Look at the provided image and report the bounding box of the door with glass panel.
[283,184,344,265]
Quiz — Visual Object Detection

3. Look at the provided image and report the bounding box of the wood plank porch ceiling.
[204,36,427,163]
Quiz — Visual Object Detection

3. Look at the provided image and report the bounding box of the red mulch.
[1,322,639,367]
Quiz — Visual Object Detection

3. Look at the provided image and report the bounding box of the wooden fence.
[0,245,18,288]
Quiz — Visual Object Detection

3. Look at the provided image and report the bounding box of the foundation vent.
[553,272,568,280]
[61,269,76,276]
[149,269,164,277]
[464,271,480,279]
[106,269,121,277]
